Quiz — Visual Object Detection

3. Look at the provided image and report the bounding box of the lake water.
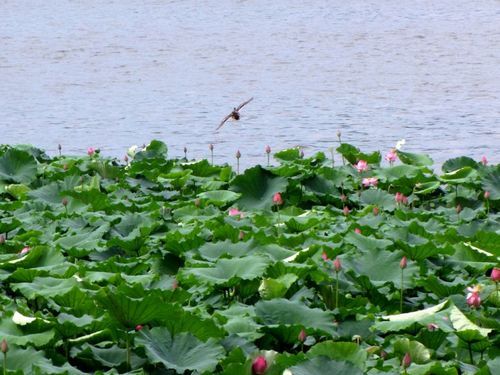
[1,1,499,169]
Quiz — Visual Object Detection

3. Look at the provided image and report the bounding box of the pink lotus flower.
[343,206,350,216]
[135,324,143,331]
[355,160,368,172]
[273,192,283,205]
[395,192,408,205]
[87,147,95,156]
[491,267,500,282]
[466,285,481,308]
[228,208,243,217]
[484,191,490,200]
[402,352,412,369]
[321,251,329,261]
[400,256,407,269]
[333,258,341,272]
[298,328,307,342]
[19,246,31,256]
[481,156,488,165]
[354,228,361,234]
[362,177,378,187]
[252,356,267,375]
[385,149,397,163]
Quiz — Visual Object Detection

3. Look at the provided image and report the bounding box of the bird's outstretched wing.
[216,113,232,131]
[236,97,254,111]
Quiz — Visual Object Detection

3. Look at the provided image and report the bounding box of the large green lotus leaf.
[136,327,224,374]
[230,166,288,210]
[481,166,500,200]
[111,212,155,238]
[65,189,110,211]
[4,183,30,199]
[0,344,75,373]
[448,305,491,337]
[414,181,441,195]
[336,143,381,165]
[397,150,433,167]
[439,166,478,184]
[55,223,109,253]
[471,231,500,257]
[180,255,271,286]
[274,147,301,161]
[49,286,99,316]
[442,156,478,172]
[259,274,299,300]
[197,190,241,206]
[307,341,367,370]
[28,182,63,204]
[344,248,417,288]
[133,139,168,161]
[255,298,336,335]
[182,159,222,177]
[95,285,162,330]
[376,165,423,183]
[11,276,78,299]
[215,304,262,341]
[72,343,127,368]
[0,316,55,347]
[198,239,295,261]
[289,357,363,375]
[0,148,38,183]
[359,189,396,210]
[0,245,64,271]
[394,338,431,364]
[344,231,392,252]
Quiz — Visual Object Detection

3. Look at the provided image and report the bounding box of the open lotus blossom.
[87,147,95,156]
[362,177,378,187]
[385,149,398,163]
[395,192,408,205]
[491,267,500,282]
[273,192,283,205]
[333,258,341,272]
[466,285,482,308]
[252,356,267,375]
[228,208,244,218]
[19,246,31,256]
[355,160,368,172]
[481,156,488,165]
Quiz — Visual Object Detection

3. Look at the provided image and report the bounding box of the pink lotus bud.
[343,206,350,216]
[400,256,407,269]
[135,324,143,331]
[58,143,62,152]
[484,191,490,200]
[236,150,241,159]
[385,149,397,163]
[336,130,341,138]
[340,194,347,202]
[298,329,307,342]
[456,204,462,214]
[321,251,329,261]
[194,198,201,207]
[395,192,408,205]
[466,288,481,308]
[228,208,243,217]
[355,160,368,173]
[172,279,179,289]
[380,350,387,360]
[481,156,488,165]
[427,323,439,331]
[209,143,214,151]
[402,352,411,368]
[62,197,68,206]
[87,147,95,156]
[0,234,5,245]
[20,246,31,256]
[124,155,129,163]
[333,258,341,272]
[354,228,361,234]
[491,267,500,282]
[265,145,271,154]
[373,206,379,216]
[1,338,7,354]
[183,146,187,154]
[239,230,245,241]
[273,192,283,205]
[252,356,267,375]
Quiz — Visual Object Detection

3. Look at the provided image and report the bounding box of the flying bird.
[216,97,254,131]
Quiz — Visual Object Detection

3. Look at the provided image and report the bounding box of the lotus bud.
[300,149,304,158]
[402,352,411,368]
[373,206,379,216]
[0,234,5,245]
[135,324,143,331]
[58,143,62,152]
[333,258,341,272]
[380,350,387,360]
[20,246,30,256]
[342,206,350,216]
[456,204,462,214]
[321,251,328,261]
[239,230,245,241]
[63,163,68,171]
[481,156,488,165]
[209,143,214,151]
[1,338,7,353]
[265,145,271,154]
[354,228,361,234]
[236,150,241,159]
[87,147,95,156]
[172,279,179,290]
[298,328,307,342]
[273,192,283,205]
[62,197,68,206]
[252,355,267,375]
[336,130,341,138]
[194,198,201,207]
[400,256,407,269]
[484,191,490,200]
[340,194,347,202]
[427,323,439,331]
[124,154,129,163]
[491,267,500,282]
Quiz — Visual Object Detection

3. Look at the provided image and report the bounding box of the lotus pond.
[0,141,499,374]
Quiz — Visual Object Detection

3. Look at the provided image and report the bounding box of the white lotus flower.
[395,139,406,150]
